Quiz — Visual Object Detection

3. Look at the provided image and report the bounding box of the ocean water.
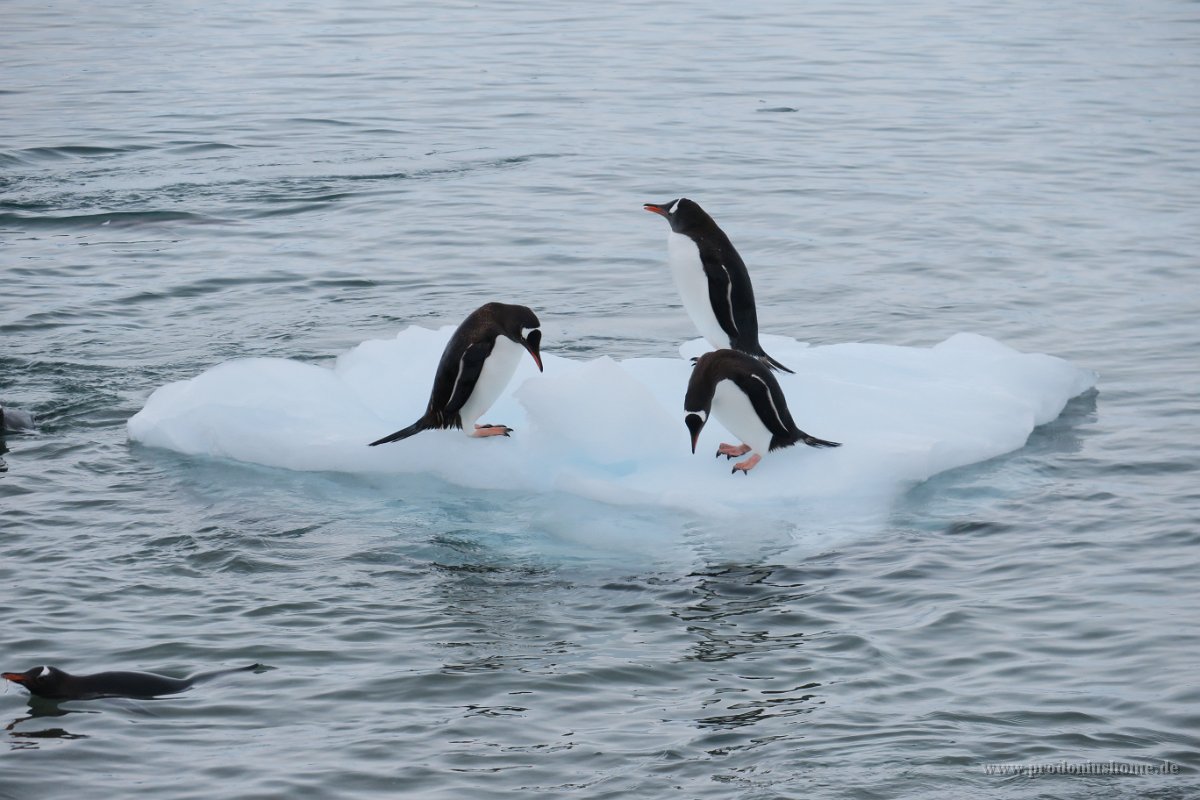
[2,0,1198,798]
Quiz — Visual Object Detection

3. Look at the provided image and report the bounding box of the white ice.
[127,327,1097,517]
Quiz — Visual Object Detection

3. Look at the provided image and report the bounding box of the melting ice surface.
[128,326,1097,519]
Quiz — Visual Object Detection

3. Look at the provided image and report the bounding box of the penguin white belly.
[712,379,773,455]
[667,232,732,350]
[457,336,524,430]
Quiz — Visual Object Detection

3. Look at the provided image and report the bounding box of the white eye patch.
[668,199,680,215]
[686,410,708,422]
[521,327,538,338]
[38,666,50,678]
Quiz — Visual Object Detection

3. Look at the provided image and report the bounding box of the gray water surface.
[3,1,1198,798]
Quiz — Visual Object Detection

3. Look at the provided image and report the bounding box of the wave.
[0,145,154,166]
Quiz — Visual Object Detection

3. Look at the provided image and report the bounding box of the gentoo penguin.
[369,302,543,446]
[2,663,263,701]
[644,198,793,373]
[684,349,840,474]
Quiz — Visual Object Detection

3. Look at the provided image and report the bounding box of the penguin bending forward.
[369,302,543,446]
[644,198,793,373]
[684,349,840,474]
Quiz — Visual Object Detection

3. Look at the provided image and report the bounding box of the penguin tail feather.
[801,433,841,449]
[368,420,427,446]
[759,352,794,374]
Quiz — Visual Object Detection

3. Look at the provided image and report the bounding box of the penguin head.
[522,328,543,372]
[683,409,709,455]
[643,198,709,234]
[3,665,69,699]
[683,351,721,454]
[499,304,543,372]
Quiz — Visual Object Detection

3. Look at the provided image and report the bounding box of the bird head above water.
[3,665,71,699]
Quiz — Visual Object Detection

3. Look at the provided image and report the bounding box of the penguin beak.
[523,330,543,372]
[2,672,27,684]
[644,203,668,217]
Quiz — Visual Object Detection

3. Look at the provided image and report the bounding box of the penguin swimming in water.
[684,349,840,474]
[368,302,543,446]
[2,663,262,701]
[644,198,793,373]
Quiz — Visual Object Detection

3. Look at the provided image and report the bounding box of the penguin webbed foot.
[730,453,762,475]
[472,424,513,438]
[715,442,751,460]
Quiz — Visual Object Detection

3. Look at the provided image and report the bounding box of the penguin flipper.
[731,370,797,441]
[698,244,792,373]
[699,252,742,346]
[443,341,493,420]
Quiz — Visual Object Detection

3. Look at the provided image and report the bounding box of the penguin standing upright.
[644,198,793,373]
[684,349,839,474]
[368,302,543,446]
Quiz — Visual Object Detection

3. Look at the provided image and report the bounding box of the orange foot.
[731,453,761,475]
[472,423,512,438]
[716,442,751,460]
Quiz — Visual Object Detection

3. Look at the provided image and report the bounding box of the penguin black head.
[495,303,543,372]
[3,665,69,699]
[643,198,711,235]
[683,351,724,453]
[684,410,708,455]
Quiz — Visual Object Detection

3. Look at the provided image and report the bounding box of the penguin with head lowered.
[685,349,840,474]
[644,198,793,373]
[369,302,542,446]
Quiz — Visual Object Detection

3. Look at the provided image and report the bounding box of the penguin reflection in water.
[369,302,543,446]
[3,664,262,701]
[685,350,840,475]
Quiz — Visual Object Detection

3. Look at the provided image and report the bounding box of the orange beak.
[523,332,544,373]
[3,672,27,684]
[644,204,667,217]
